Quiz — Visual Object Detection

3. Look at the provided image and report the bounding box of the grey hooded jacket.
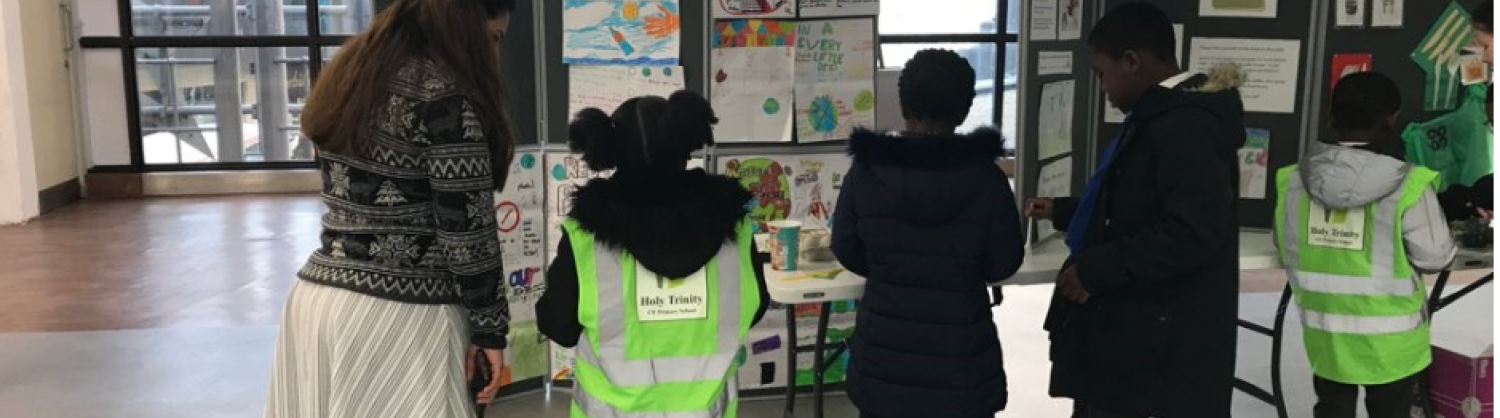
[1298,143,1457,272]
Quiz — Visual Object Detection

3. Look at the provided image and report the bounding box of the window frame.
[876,0,1016,145]
[79,0,359,172]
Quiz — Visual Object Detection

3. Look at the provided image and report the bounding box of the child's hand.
[1026,198,1055,220]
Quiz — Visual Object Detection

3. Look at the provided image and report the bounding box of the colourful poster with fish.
[714,0,795,18]
[718,154,851,232]
[564,0,681,65]
[794,19,877,142]
[712,20,797,143]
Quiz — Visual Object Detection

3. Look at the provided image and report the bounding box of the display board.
[1018,0,1097,243]
[494,146,551,386]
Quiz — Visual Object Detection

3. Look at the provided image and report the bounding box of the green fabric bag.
[1403,84,1493,192]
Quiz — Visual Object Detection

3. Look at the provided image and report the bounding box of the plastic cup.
[766,220,802,271]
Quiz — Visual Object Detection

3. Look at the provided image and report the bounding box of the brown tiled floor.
[0,195,323,333]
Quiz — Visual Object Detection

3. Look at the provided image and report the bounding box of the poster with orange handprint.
[563,0,681,65]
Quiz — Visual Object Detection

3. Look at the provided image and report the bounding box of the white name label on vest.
[1308,205,1366,251]
[635,264,709,322]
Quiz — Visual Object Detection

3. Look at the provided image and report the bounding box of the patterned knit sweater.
[298,58,509,349]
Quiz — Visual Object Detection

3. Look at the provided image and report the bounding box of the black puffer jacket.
[833,129,1025,418]
[536,169,770,348]
[1046,67,1246,417]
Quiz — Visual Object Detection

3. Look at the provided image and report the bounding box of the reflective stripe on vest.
[1275,164,1439,384]
[563,219,756,418]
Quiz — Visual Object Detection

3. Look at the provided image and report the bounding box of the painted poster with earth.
[717,153,851,233]
[712,20,797,143]
[794,19,876,142]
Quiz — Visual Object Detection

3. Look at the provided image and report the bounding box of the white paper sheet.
[798,0,880,18]
[1030,0,1059,41]
[1239,128,1270,199]
[713,48,797,143]
[1372,0,1403,28]
[1336,0,1367,27]
[1038,51,1074,76]
[1198,0,1278,18]
[568,66,686,119]
[714,0,796,18]
[563,0,681,65]
[794,19,877,142]
[1189,38,1302,114]
[1036,157,1073,240]
[1039,80,1075,160]
[495,150,547,322]
[1057,0,1084,40]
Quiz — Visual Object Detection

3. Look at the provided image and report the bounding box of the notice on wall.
[1239,128,1270,200]
[1036,157,1073,240]
[563,0,681,65]
[717,153,852,232]
[1199,0,1278,18]
[798,0,880,18]
[496,150,548,323]
[1039,80,1076,160]
[713,20,797,143]
[1372,0,1403,28]
[1057,0,1084,40]
[568,65,685,121]
[1189,38,1302,114]
[1030,0,1059,41]
[1336,0,1367,27]
[795,19,877,142]
[1038,51,1074,76]
[1330,53,1373,92]
[714,0,795,18]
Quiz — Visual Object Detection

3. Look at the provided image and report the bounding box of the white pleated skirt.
[263,280,475,418]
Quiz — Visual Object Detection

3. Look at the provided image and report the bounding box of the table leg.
[813,302,832,418]
[784,305,798,418]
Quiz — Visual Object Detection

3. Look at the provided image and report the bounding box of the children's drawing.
[795,19,877,142]
[496,150,549,322]
[714,21,798,143]
[1239,128,1271,200]
[721,158,793,228]
[714,0,795,18]
[798,0,880,18]
[568,65,685,122]
[564,0,681,65]
[1057,0,1083,40]
[719,154,851,232]
[1039,80,1076,160]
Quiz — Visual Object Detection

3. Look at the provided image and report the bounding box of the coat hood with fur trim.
[566,169,753,278]
[1136,62,1250,154]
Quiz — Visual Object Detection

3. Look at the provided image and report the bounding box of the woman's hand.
[466,345,505,405]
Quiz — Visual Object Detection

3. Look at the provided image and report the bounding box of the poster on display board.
[563,0,682,65]
[1189,37,1302,114]
[1039,80,1076,160]
[1057,0,1084,40]
[1336,0,1366,28]
[1199,0,1278,18]
[712,20,798,143]
[568,66,687,121]
[1411,2,1474,111]
[1030,0,1059,41]
[1330,53,1373,92]
[1371,0,1403,28]
[798,0,880,18]
[1239,128,1270,200]
[717,153,852,233]
[795,19,877,142]
[494,149,550,384]
[713,0,796,18]
[1035,157,1073,240]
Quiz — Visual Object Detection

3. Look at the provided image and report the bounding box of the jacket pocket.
[1078,299,1172,412]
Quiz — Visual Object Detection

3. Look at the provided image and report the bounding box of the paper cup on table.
[766,220,802,271]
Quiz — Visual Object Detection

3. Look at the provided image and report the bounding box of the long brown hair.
[302,0,518,189]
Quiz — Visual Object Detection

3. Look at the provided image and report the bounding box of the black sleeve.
[751,240,771,326]
[831,165,870,277]
[1073,110,1237,295]
[985,168,1026,284]
[536,234,582,348]
[1051,197,1079,232]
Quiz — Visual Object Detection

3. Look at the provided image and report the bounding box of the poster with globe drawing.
[794,18,877,142]
[712,20,797,143]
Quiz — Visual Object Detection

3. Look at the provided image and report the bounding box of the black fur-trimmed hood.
[848,128,1007,167]
[567,169,752,278]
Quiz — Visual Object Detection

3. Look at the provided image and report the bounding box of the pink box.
[1429,345,1494,418]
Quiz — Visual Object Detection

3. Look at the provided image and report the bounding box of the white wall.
[75,0,129,167]
[0,0,41,224]
[21,0,82,190]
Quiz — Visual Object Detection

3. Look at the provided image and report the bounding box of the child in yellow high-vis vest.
[1275,72,1457,418]
[534,91,770,418]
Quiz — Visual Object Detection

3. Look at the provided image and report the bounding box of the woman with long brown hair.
[262,0,518,416]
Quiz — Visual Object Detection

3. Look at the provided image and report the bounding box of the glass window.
[136,47,314,164]
[131,0,312,36]
[318,0,377,35]
[879,0,1000,34]
[881,43,1000,135]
